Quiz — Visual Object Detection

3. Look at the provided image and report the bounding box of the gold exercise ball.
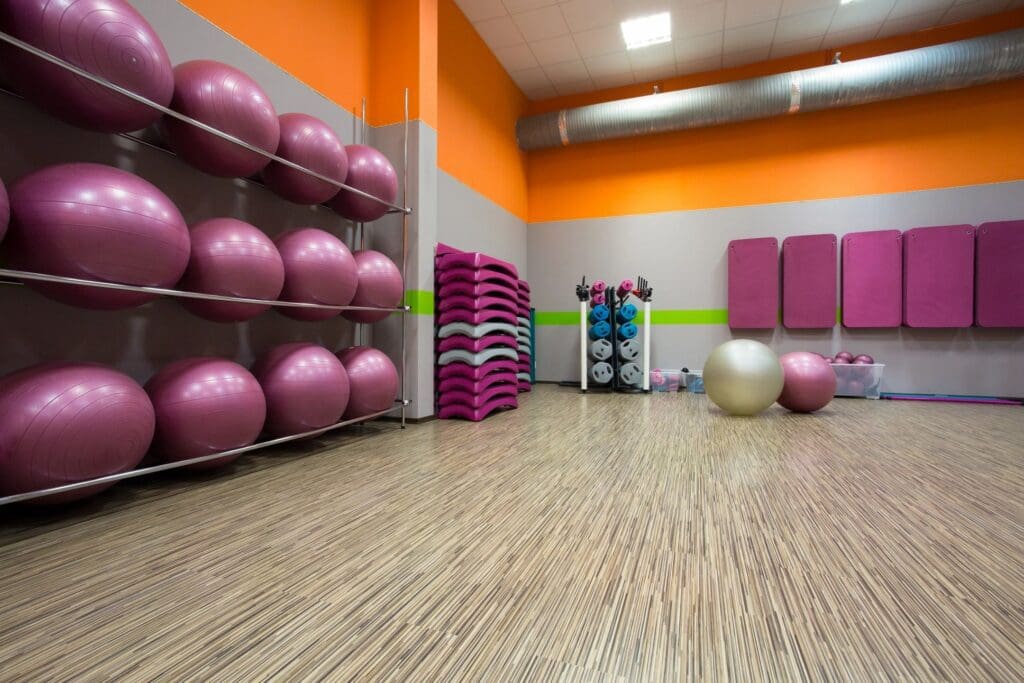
[703,339,784,416]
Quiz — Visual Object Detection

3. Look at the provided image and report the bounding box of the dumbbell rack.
[578,279,652,394]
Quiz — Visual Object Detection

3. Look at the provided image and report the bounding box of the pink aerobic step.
[436,372,518,395]
[437,308,518,327]
[436,335,517,354]
[435,267,520,290]
[437,294,518,313]
[436,251,518,279]
[437,383,519,407]
[437,359,519,381]
[437,280,519,301]
[438,395,518,421]
[518,381,532,393]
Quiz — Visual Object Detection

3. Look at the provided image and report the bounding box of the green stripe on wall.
[536,309,729,325]
[406,290,434,315]
[535,311,582,325]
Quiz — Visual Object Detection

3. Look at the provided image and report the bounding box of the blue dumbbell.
[616,303,638,324]
[589,321,611,340]
[617,322,638,340]
[588,304,610,324]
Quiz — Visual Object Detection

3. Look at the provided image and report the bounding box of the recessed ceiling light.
[839,0,858,5]
[621,12,672,51]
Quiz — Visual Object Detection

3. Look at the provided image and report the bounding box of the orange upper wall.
[438,0,529,221]
[180,0,371,118]
[527,10,1024,223]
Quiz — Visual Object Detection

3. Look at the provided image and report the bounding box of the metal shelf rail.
[0,29,415,506]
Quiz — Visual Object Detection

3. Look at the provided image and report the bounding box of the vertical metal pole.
[400,87,409,428]
[580,299,588,392]
[356,98,368,349]
[642,301,651,392]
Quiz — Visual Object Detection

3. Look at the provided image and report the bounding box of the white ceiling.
[454,0,1022,100]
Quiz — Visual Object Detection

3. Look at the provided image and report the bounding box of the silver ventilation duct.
[516,28,1024,151]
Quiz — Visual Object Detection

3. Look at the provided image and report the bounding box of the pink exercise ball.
[275,227,357,321]
[0,363,154,503]
[0,0,173,133]
[252,343,350,437]
[853,354,874,365]
[261,113,348,205]
[0,176,8,243]
[7,163,190,309]
[337,346,398,419]
[146,358,266,470]
[328,144,398,222]
[343,250,403,324]
[834,351,854,364]
[178,218,285,322]
[160,60,280,178]
[777,352,837,413]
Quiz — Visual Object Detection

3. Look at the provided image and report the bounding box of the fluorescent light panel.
[621,12,672,51]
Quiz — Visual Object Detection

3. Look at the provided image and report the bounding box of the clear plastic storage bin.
[683,371,704,394]
[651,369,681,392]
[832,363,884,399]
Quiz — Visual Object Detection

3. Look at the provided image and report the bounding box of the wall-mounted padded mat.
[842,230,902,328]
[728,237,778,329]
[903,224,975,328]
[976,220,1024,327]
[783,234,837,328]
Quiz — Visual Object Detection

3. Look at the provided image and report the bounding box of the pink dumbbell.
[590,280,607,295]
[590,291,606,307]
[616,279,634,298]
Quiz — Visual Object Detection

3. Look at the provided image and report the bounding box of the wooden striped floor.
[1,386,1022,681]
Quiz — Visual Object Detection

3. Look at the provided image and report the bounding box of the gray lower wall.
[528,181,1024,397]
[438,170,528,279]
[0,1,431,418]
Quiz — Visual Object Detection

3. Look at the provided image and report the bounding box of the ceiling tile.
[677,54,725,75]
[511,5,570,41]
[628,41,677,68]
[823,23,884,47]
[455,0,509,21]
[585,51,634,76]
[774,7,835,42]
[531,34,582,64]
[769,35,824,58]
[615,0,677,17]
[544,58,592,82]
[510,66,553,89]
[561,0,620,32]
[554,79,596,95]
[474,15,526,48]
[725,0,783,28]
[889,0,954,18]
[940,0,1011,24]
[503,0,560,12]
[591,71,637,89]
[722,45,772,67]
[675,1,726,36]
[633,62,680,82]
[574,24,627,57]
[876,9,945,36]
[780,0,836,18]
[524,84,558,99]
[723,20,777,52]
[828,0,897,32]
[674,30,724,61]
[493,43,540,71]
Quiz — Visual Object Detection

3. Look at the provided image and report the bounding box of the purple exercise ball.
[777,351,837,413]
[178,218,285,322]
[834,351,854,364]
[0,0,173,133]
[252,343,350,437]
[0,176,8,243]
[0,363,155,503]
[160,60,280,178]
[337,346,398,419]
[275,227,358,321]
[8,163,190,309]
[146,358,266,470]
[853,354,875,365]
[328,144,398,222]
[261,113,348,205]
[343,250,404,324]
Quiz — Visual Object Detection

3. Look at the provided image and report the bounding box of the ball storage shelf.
[0,26,413,506]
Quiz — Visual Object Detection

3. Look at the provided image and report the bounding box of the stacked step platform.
[516,279,532,392]
[436,244,523,421]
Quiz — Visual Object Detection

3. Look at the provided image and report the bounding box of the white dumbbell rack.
[577,278,651,393]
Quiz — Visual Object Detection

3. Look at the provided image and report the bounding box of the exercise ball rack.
[0,29,414,506]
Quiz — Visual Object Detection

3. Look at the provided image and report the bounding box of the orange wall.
[528,10,1024,223]
[438,0,529,221]
[370,0,438,128]
[180,0,371,118]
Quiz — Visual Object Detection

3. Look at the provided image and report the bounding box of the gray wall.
[0,1,430,415]
[528,181,1024,396]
